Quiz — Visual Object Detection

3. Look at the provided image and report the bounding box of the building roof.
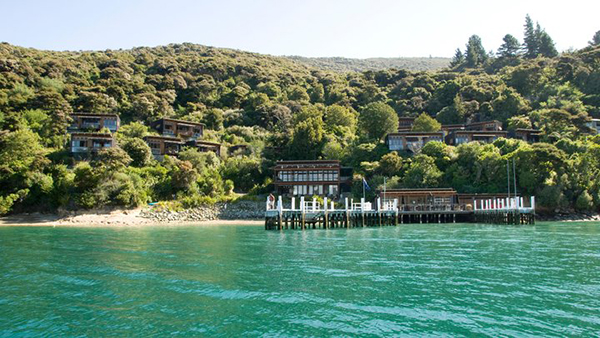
[467,120,501,126]
[154,118,205,127]
[71,112,120,118]
[144,135,185,143]
[450,130,508,135]
[387,131,445,137]
[276,160,340,164]
[194,140,221,147]
[70,132,114,138]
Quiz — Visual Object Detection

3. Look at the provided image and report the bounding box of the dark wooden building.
[446,130,508,145]
[150,118,204,140]
[69,113,120,132]
[273,160,352,197]
[380,188,458,206]
[70,132,114,155]
[509,128,541,143]
[385,132,445,152]
[144,135,185,159]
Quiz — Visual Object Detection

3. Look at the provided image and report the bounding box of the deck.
[265,196,535,230]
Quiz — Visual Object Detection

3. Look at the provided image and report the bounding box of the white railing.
[473,196,535,213]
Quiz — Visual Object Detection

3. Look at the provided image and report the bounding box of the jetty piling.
[266,194,536,230]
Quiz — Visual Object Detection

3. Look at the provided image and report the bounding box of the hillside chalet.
[150,118,204,140]
[70,132,114,156]
[273,160,352,197]
[69,113,120,132]
[144,135,185,159]
[385,132,445,152]
[445,130,508,145]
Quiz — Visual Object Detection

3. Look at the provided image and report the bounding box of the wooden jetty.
[265,195,535,230]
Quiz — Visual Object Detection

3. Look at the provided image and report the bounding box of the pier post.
[361,198,365,227]
[300,196,305,230]
[324,197,329,229]
[291,197,295,211]
[277,196,283,230]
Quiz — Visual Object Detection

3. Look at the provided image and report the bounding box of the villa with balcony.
[144,135,185,159]
[187,139,222,157]
[445,130,508,145]
[150,118,204,140]
[385,132,445,153]
[509,128,542,143]
[70,133,114,157]
[273,160,352,198]
[69,113,120,132]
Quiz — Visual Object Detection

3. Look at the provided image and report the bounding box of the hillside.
[287,56,450,72]
[1,42,600,216]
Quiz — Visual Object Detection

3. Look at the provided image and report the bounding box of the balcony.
[72,146,88,153]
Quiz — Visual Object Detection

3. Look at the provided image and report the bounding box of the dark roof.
[70,132,113,138]
[467,120,501,126]
[154,118,205,127]
[276,160,340,164]
[387,131,444,137]
[143,135,185,143]
[71,112,120,118]
[450,130,507,135]
[194,140,221,147]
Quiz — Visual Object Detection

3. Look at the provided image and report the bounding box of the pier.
[265,195,535,230]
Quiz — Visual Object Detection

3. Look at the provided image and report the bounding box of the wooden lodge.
[188,139,222,157]
[273,160,352,198]
[144,135,184,159]
[509,128,541,143]
[70,132,114,155]
[465,120,503,131]
[398,117,416,131]
[69,113,120,132]
[446,130,508,146]
[150,118,204,140]
[385,132,445,152]
[380,188,459,210]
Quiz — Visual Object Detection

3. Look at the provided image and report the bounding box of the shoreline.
[0,209,263,228]
[1,209,599,228]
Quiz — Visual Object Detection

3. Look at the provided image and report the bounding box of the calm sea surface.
[1,222,599,336]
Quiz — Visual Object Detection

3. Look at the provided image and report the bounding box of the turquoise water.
[1,223,600,336]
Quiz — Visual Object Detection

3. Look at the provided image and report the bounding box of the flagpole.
[363,177,365,200]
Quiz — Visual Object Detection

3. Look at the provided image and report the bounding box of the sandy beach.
[0,209,263,227]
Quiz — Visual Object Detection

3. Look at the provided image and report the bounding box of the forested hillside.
[287,56,450,72]
[1,21,600,215]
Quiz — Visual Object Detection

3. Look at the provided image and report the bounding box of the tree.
[404,154,442,188]
[378,151,404,177]
[121,138,153,167]
[538,30,558,57]
[497,34,521,58]
[358,102,398,141]
[590,30,600,46]
[523,14,538,58]
[436,95,465,124]
[465,35,487,67]
[412,113,441,132]
[325,104,357,133]
[203,108,224,130]
[450,48,465,67]
[507,115,532,131]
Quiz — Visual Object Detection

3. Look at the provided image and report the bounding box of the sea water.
[1,222,599,336]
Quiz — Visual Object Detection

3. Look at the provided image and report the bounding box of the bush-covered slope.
[1,41,600,215]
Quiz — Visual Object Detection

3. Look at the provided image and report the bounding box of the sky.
[1,0,599,58]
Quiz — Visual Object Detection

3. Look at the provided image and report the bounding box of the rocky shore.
[537,212,600,222]
[139,200,264,223]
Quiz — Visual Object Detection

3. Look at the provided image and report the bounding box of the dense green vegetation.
[287,56,450,72]
[1,19,600,215]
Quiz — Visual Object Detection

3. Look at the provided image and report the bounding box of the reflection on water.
[1,223,600,336]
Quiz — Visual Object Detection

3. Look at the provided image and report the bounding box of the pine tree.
[450,48,465,67]
[465,35,487,67]
[523,14,538,58]
[538,30,558,57]
[590,30,600,46]
[497,34,521,58]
